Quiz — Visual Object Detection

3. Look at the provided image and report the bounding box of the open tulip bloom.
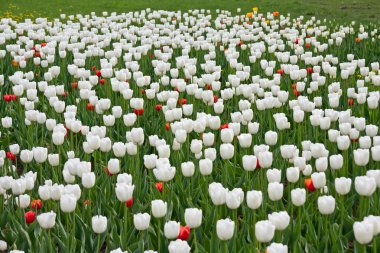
[0,6,380,253]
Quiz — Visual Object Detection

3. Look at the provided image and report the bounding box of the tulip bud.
[216,218,235,240]
[92,215,107,234]
[151,200,167,218]
[334,177,351,195]
[164,221,180,239]
[317,196,335,215]
[246,190,262,210]
[354,221,374,244]
[184,208,202,228]
[255,220,275,243]
[268,182,284,201]
[291,188,306,206]
[133,213,150,231]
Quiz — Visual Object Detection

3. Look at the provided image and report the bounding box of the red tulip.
[126,197,133,208]
[292,89,300,97]
[277,69,284,75]
[134,108,144,116]
[71,81,78,89]
[92,66,97,71]
[31,199,42,210]
[207,84,212,90]
[87,103,95,111]
[256,159,261,169]
[141,89,145,95]
[6,152,16,161]
[155,104,162,111]
[155,182,163,193]
[356,38,360,43]
[177,225,190,240]
[3,95,11,102]
[213,95,219,103]
[348,98,354,106]
[96,70,102,77]
[165,123,170,131]
[305,178,316,192]
[25,211,36,224]
[307,67,313,74]
[305,43,311,49]
[11,95,17,101]
[99,79,105,85]
[295,38,299,44]
[41,42,47,47]
[62,91,67,97]
[220,123,229,130]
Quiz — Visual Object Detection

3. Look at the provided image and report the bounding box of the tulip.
[258,151,273,168]
[209,182,227,205]
[220,143,234,160]
[242,155,257,171]
[317,196,335,215]
[355,176,376,196]
[286,167,300,183]
[366,170,380,188]
[151,200,167,218]
[37,211,56,229]
[31,199,42,210]
[133,213,150,230]
[268,211,290,231]
[199,159,213,176]
[155,182,163,192]
[177,225,190,240]
[311,172,326,189]
[226,188,244,209]
[267,243,288,253]
[60,194,77,213]
[291,188,306,206]
[108,159,120,174]
[216,218,235,240]
[168,239,191,253]
[354,149,370,166]
[353,221,374,244]
[255,220,275,243]
[16,194,30,209]
[334,177,352,195]
[267,169,281,183]
[116,183,135,202]
[164,221,180,239]
[265,131,278,146]
[246,190,262,210]
[268,182,284,201]
[184,208,202,228]
[25,211,36,224]
[181,162,195,177]
[92,215,107,234]
[0,240,6,251]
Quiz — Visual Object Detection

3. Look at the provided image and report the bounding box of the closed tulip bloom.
[108,159,120,174]
[315,157,328,172]
[0,240,6,251]
[265,131,278,146]
[82,172,95,189]
[268,211,290,231]
[181,162,195,177]
[175,129,187,144]
[267,243,288,253]
[33,147,48,163]
[116,183,135,202]
[164,221,180,239]
[20,150,33,163]
[334,177,351,195]
[16,194,31,209]
[151,200,167,218]
[355,176,376,196]
[267,169,281,183]
[291,188,306,206]
[226,188,244,209]
[242,155,257,171]
[246,190,262,210]
[366,170,380,188]
[11,179,26,195]
[268,182,284,201]
[337,136,350,150]
[220,143,234,160]
[318,196,335,215]
[209,182,227,205]
[255,220,275,243]
[221,128,234,143]
[37,211,56,229]
[371,146,380,161]
[190,139,203,154]
[112,142,126,157]
[329,154,343,170]
[60,194,77,213]
[354,221,374,244]
[48,154,59,166]
[92,215,107,234]
[133,213,150,230]
[363,215,380,236]
[237,134,252,148]
[257,151,272,168]
[354,149,370,166]
[144,154,158,169]
[199,159,213,176]
[311,172,326,189]
[286,167,299,183]
[168,239,191,253]
[216,218,235,240]
[184,208,202,228]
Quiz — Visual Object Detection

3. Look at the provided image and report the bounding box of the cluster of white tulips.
[0,6,379,253]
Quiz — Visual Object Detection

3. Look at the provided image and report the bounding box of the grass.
[0,0,379,24]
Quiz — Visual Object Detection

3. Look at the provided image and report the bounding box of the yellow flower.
[252,7,258,12]
[266,20,270,24]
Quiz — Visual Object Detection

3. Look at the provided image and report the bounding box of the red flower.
[348,98,354,106]
[25,211,36,224]
[3,94,11,102]
[165,123,170,131]
[177,225,191,240]
[307,67,313,74]
[87,103,95,111]
[291,83,297,89]
[155,104,162,111]
[141,89,145,95]
[6,152,16,161]
[207,84,212,90]
[276,69,284,75]
[305,43,311,49]
[62,91,67,97]
[126,197,133,208]
[34,51,40,58]
[71,81,78,90]
[155,182,163,193]
[84,199,91,206]
[41,42,47,47]
[213,95,219,103]
[178,98,187,106]
[99,79,105,85]
[134,108,144,116]
[11,95,17,101]
[292,89,300,97]
[295,38,299,44]
[92,66,97,71]
[220,123,229,130]
[356,38,360,43]
[256,159,261,169]
[305,178,316,192]
[31,199,42,210]
[150,53,153,59]
[96,70,102,77]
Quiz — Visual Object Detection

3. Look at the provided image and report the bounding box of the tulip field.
[1,6,380,253]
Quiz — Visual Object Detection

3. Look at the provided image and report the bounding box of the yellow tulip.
[246,12,253,18]
[253,7,258,12]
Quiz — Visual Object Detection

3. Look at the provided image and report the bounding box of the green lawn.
[0,0,379,24]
